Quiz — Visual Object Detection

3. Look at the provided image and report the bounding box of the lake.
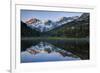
[21,39,89,63]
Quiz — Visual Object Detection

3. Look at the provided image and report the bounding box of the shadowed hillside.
[43,13,89,38]
[21,21,41,37]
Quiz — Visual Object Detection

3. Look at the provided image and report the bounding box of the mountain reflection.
[21,41,81,63]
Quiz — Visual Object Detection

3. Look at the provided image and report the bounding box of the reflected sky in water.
[21,41,81,63]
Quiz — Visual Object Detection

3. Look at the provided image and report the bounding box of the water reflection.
[21,41,81,63]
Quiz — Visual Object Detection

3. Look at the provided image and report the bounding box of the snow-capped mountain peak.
[24,16,79,32]
[25,18,40,25]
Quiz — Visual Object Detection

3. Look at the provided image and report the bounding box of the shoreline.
[21,37,89,41]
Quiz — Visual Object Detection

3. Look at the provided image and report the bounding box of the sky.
[21,9,83,22]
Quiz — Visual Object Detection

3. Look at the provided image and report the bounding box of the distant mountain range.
[46,13,89,37]
[24,15,79,32]
[21,13,89,38]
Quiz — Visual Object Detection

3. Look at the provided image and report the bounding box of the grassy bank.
[21,37,89,41]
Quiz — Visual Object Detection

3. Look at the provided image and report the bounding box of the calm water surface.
[21,40,89,63]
